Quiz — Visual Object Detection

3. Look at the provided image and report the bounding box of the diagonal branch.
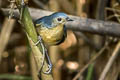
[15,0,53,80]
[99,41,120,80]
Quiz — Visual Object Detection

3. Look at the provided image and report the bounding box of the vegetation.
[0,0,120,80]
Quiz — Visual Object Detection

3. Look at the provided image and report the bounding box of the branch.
[99,41,120,80]
[73,44,107,80]
[0,1,16,62]
[15,0,53,80]
[0,18,15,61]
[2,8,120,37]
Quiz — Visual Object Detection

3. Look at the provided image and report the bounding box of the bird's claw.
[35,36,42,45]
[43,64,52,74]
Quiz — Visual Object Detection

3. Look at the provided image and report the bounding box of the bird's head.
[35,12,73,28]
[50,12,73,26]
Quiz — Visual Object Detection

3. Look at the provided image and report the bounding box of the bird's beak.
[66,17,73,21]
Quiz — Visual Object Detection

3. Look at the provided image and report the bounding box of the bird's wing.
[63,25,67,38]
[35,16,47,27]
[35,16,52,28]
[56,25,67,45]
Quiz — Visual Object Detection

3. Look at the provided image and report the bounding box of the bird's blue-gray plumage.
[35,12,68,28]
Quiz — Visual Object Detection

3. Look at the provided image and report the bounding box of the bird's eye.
[57,18,62,21]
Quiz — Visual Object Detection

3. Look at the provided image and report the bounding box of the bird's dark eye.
[57,18,62,21]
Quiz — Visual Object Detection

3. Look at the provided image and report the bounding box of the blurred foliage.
[0,0,120,80]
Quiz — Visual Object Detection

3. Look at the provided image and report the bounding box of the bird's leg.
[36,36,52,74]
[36,36,45,73]
[44,48,52,74]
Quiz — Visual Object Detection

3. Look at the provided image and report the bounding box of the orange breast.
[37,24,64,45]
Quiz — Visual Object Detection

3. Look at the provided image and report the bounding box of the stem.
[15,0,53,80]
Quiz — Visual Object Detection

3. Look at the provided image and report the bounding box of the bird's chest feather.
[37,24,64,45]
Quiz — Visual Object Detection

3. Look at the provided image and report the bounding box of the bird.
[35,12,73,45]
[34,12,73,74]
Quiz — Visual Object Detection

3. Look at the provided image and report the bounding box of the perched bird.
[34,12,73,74]
[35,12,73,45]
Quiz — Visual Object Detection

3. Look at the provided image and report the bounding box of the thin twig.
[0,1,15,62]
[106,14,120,20]
[99,41,120,80]
[112,6,120,23]
[0,18,15,62]
[105,7,120,21]
[8,0,16,19]
[73,44,108,80]
[105,7,120,13]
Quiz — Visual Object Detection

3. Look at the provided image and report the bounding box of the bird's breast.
[37,24,64,45]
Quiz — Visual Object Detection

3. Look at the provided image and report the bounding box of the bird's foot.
[35,36,42,45]
[44,64,52,74]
